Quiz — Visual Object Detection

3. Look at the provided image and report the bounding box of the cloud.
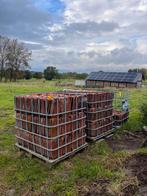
[64,21,119,34]
[47,20,119,48]
[0,0,147,72]
[0,0,52,43]
[33,45,147,73]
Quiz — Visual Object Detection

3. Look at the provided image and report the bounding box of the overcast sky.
[0,0,147,72]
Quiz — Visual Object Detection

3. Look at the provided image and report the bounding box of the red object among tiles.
[113,109,129,126]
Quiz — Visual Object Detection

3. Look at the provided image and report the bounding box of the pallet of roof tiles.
[85,91,114,140]
[61,90,115,141]
[113,110,129,127]
[14,93,88,164]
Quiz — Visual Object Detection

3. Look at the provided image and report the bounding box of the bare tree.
[0,35,32,82]
[5,38,31,81]
[0,36,9,81]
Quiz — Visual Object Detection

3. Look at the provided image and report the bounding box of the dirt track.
[107,131,147,196]
[78,131,147,196]
[125,153,147,196]
[106,131,146,152]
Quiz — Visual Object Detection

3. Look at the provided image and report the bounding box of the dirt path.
[77,178,111,196]
[106,131,146,152]
[78,131,147,196]
[107,131,147,196]
[125,153,147,196]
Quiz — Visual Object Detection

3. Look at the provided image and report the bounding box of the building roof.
[86,71,142,83]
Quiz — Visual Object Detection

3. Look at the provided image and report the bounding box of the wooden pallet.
[86,128,115,141]
[16,143,88,165]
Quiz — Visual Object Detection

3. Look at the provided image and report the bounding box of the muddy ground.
[78,131,147,196]
[78,178,111,196]
[106,131,146,152]
[125,153,147,196]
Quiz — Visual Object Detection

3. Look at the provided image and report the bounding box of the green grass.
[71,157,115,180]
[137,147,147,154]
[0,80,147,195]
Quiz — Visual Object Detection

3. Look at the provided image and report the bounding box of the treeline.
[128,68,147,80]
[20,67,88,80]
[0,35,31,81]
[17,70,43,80]
[59,72,88,80]
[44,66,88,80]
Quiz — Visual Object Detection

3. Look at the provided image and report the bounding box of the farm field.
[0,80,147,195]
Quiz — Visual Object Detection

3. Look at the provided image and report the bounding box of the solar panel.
[86,71,142,83]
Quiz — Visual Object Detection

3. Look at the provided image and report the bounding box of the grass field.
[0,80,147,195]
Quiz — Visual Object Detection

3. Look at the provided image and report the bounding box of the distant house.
[86,71,142,88]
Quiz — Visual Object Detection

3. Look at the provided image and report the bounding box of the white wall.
[75,80,85,86]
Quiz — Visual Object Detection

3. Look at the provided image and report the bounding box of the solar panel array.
[86,71,142,83]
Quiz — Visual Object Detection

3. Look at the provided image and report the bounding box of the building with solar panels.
[86,71,142,88]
